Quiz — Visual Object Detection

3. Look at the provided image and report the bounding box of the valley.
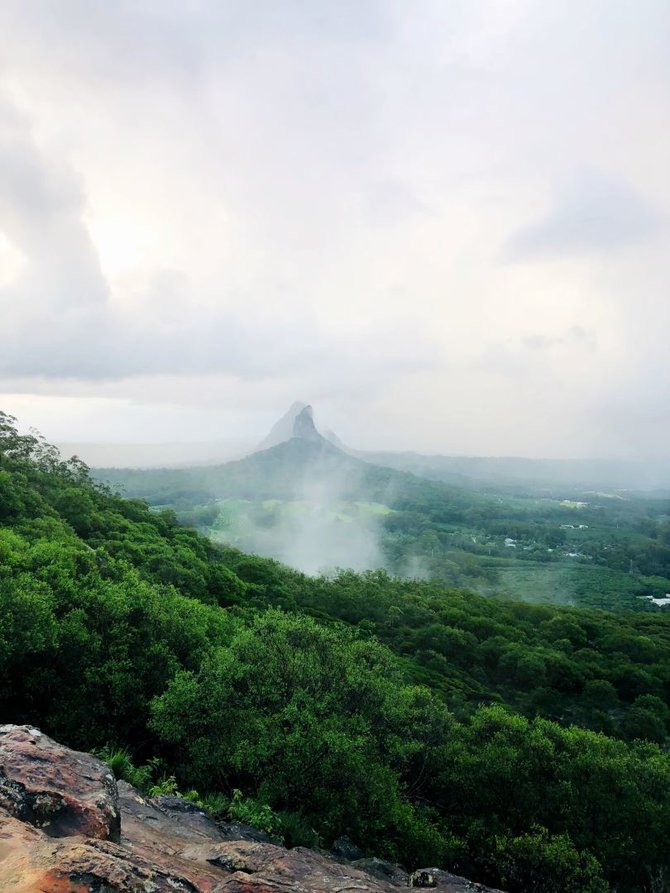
[95,404,670,615]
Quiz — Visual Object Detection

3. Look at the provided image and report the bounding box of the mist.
[212,491,386,577]
[208,450,388,576]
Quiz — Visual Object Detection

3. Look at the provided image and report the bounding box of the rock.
[217,821,275,844]
[409,869,437,887]
[0,725,507,893]
[353,857,409,884]
[256,402,331,452]
[153,795,211,815]
[291,406,323,443]
[331,834,365,861]
[256,401,308,451]
[0,724,119,842]
[149,792,227,840]
[411,870,507,893]
[323,429,345,449]
[203,839,285,875]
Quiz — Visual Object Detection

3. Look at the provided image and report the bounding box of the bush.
[277,810,321,849]
[494,827,607,893]
[228,789,282,839]
[95,746,156,793]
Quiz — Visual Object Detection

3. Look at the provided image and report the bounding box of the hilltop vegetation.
[2,411,670,892]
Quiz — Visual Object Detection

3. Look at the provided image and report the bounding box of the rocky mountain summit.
[0,725,505,893]
[256,402,311,451]
[256,403,342,453]
[290,405,324,444]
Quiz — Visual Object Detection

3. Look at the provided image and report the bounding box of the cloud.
[0,96,109,317]
[520,326,597,353]
[0,1,668,456]
[0,89,436,385]
[363,180,432,226]
[475,325,598,377]
[504,170,663,260]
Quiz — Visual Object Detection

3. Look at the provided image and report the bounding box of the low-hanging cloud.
[211,447,388,575]
[224,482,387,576]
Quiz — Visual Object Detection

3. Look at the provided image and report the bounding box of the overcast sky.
[0,0,668,459]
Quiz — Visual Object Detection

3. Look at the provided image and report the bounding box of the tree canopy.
[1,411,669,892]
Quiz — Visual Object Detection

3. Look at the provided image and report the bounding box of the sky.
[0,0,669,460]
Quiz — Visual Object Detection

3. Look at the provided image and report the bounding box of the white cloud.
[505,170,663,259]
[0,0,668,456]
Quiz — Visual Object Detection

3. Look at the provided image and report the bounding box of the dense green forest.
[3,411,670,893]
[97,438,670,612]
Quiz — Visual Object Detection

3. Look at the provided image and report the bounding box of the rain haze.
[0,1,669,461]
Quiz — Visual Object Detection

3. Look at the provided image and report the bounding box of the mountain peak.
[256,402,345,453]
[292,405,322,441]
[256,402,321,451]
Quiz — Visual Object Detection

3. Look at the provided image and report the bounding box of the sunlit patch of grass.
[354,501,394,515]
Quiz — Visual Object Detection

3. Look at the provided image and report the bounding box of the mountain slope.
[352,450,670,494]
[95,433,486,512]
[4,410,670,891]
[0,724,507,893]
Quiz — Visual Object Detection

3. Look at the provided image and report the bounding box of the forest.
[2,411,670,893]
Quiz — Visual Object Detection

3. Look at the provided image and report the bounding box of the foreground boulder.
[0,724,119,841]
[0,725,504,893]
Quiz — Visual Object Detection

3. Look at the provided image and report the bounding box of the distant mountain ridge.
[255,403,661,494]
[94,410,466,509]
[354,450,670,493]
[93,400,670,495]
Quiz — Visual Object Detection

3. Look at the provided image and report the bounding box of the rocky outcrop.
[256,403,341,452]
[0,725,505,893]
[331,834,365,861]
[291,406,323,443]
[256,402,308,451]
[0,724,119,842]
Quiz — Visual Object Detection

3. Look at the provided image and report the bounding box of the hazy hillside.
[355,451,670,494]
[94,407,670,614]
[95,435,482,508]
